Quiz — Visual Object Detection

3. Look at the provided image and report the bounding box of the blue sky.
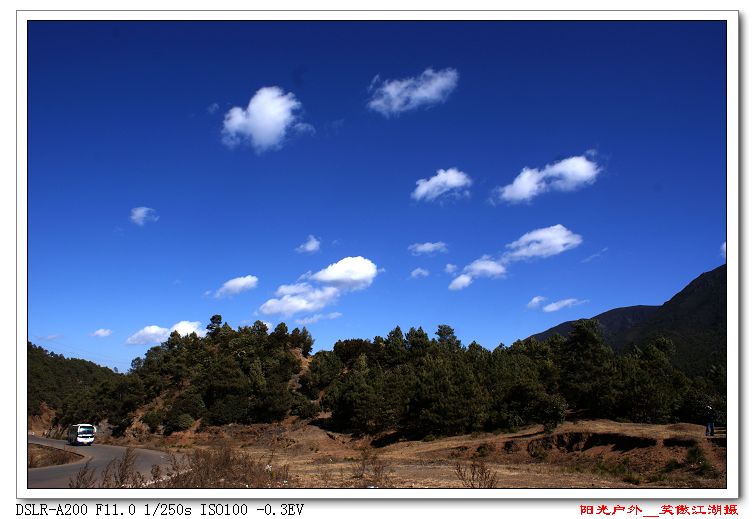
[27,21,727,371]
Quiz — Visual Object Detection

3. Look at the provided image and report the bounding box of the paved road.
[28,436,175,488]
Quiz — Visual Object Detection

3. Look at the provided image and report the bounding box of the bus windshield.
[79,426,94,435]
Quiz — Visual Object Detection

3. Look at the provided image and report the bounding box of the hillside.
[531,265,726,375]
[27,342,122,417]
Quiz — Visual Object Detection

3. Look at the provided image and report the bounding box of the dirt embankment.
[105,418,726,489]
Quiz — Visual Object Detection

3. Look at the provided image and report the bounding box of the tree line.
[28,315,726,437]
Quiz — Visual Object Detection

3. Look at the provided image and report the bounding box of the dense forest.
[28,313,726,438]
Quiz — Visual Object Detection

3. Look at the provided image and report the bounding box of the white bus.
[67,423,96,446]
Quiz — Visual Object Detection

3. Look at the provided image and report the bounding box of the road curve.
[28,436,175,488]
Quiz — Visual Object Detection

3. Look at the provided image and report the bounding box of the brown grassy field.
[102,418,726,489]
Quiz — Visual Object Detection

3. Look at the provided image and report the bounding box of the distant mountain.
[530,265,726,375]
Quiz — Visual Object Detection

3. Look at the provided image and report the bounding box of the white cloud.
[222,86,308,153]
[411,267,430,279]
[295,312,343,325]
[543,298,587,313]
[130,207,158,226]
[126,320,206,345]
[368,67,459,117]
[296,235,321,254]
[408,241,448,255]
[527,296,547,309]
[214,275,259,298]
[494,154,601,203]
[90,328,112,338]
[505,224,582,261]
[721,242,726,259]
[444,263,458,274]
[260,256,380,317]
[170,320,207,337]
[260,284,340,316]
[310,256,379,290]
[448,255,505,290]
[411,168,472,202]
[126,325,170,345]
[449,274,473,291]
[450,224,581,291]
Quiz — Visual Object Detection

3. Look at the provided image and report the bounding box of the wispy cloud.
[295,312,343,325]
[222,86,310,153]
[527,296,547,309]
[581,247,609,263]
[130,207,158,226]
[408,241,448,256]
[215,275,259,298]
[296,235,321,254]
[543,298,587,313]
[126,320,206,345]
[493,154,601,203]
[35,334,62,341]
[367,67,459,117]
[411,168,472,202]
[260,256,379,317]
[721,241,726,259]
[411,267,430,279]
[90,328,112,338]
[444,263,458,274]
[207,102,220,114]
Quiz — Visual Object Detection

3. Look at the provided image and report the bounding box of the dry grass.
[69,444,293,489]
[28,444,81,468]
[453,459,499,488]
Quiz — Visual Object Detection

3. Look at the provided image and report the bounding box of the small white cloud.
[408,241,448,255]
[170,320,207,337]
[505,224,582,261]
[543,298,587,313]
[130,207,158,226]
[126,325,170,345]
[721,241,726,259]
[450,225,581,291]
[91,328,112,338]
[215,275,259,298]
[411,267,430,279]
[526,296,547,309]
[127,320,206,345]
[448,255,505,290]
[296,235,321,254]
[411,168,472,202]
[295,312,343,325]
[207,102,220,114]
[582,247,609,263]
[310,256,378,290]
[260,284,340,316]
[260,256,380,317]
[449,274,473,291]
[444,263,458,274]
[222,86,308,153]
[493,154,601,203]
[368,67,459,117]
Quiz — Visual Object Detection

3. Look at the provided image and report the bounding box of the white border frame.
[16,9,739,500]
